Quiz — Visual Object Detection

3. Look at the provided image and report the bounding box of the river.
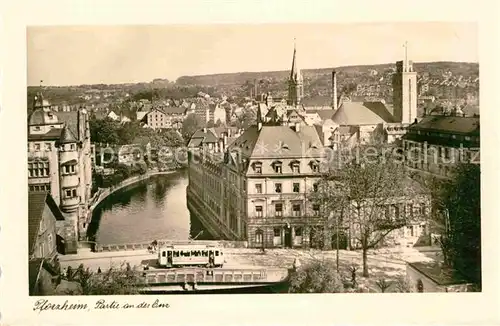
[87,170,214,245]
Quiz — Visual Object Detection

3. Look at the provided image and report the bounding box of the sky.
[27,22,478,86]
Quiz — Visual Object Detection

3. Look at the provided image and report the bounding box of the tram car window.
[157,245,225,268]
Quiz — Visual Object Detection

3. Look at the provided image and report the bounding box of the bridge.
[139,267,290,293]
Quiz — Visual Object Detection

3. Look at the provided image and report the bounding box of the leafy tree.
[182,113,203,141]
[431,163,481,288]
[89,117,121,145]
[289,260,344,293]
[311,144,424,277]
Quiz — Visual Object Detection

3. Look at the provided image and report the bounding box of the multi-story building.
[28,191,65,261]
[402,114,480,180]
[143,106,187,129]
[186,42,431,250]
[187,120,327,248]
[28,93,92,254]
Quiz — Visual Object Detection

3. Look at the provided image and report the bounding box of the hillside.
[176,62,479,86]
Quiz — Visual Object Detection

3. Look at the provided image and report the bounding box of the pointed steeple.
[59,125,78,144]
[288,38,304,106]
[290,38,301,82]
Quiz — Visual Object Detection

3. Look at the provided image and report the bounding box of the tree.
[431,163,481,288]
[236,108,257,129]
[63,263,146,295]
[89,117,121,145]
[311,144,424,277]
[288,260,344,293]
[182,113,203,141]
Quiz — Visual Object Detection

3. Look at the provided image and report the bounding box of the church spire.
[288,38,303,106]
[290,38,301,81]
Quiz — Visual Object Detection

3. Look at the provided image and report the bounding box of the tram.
[157,244,225,268]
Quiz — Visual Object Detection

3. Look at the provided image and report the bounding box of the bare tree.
[311,143,427,277]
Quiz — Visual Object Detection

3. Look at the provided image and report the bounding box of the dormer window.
[310,160,320,173]
[272,161,283,174]
[253,162,262,174]
[279,141,289,150]
[291,161,300,173]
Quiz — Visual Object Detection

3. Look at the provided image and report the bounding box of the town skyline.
[27,22,478,86]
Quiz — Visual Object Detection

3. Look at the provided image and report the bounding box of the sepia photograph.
[24,22,482,297]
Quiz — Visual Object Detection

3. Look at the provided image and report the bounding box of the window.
[162,251,166,257]
[63,165,76,175]
[34,143,41,151]
[255,205,263,217]
[313,183,318,192]
[274,163,282,174]
[393,205,400,219]
[34,126,41,131]
[420,204,427,216]
[66,189,72,198]
[291,163,300,173]
[255,231,263,244]
[45,143,52,151]
[70,144,76,150]
[275,203,283,217]
[28,161,50,178]
[295,227,303,236]
[39,243,44,257]
[311,161,320,172]
[293,183,300,193]
[292,204,301,217]
[407,204,413,217]
[274,228,281,237]
[313,204,320,216]
[72,189,77,198]
[47,233,53,250]
[274,183,282,193]
[255,183,262,194]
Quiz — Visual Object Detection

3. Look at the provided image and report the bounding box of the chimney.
[295,122,300,132]
[332,70,338,109]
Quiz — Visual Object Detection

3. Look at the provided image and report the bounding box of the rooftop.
[333,101,395,125]
[28,192,65,256]
[408,261,470,286]
[410,115,480,135]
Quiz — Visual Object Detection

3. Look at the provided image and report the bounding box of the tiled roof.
[229,125,323,159]
[29,259,44,294]
[332,101,395,125]
[187,128,219,147]
[55,111,79,138]
[28,192,64,256]
[306,109,335,121]
[28,128,62,141]
[59,126,78,144]
[409,115,480,135]
[301,96,333,107]
[162,106,186,115]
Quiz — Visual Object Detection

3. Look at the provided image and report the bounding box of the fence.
[95,240,248,252]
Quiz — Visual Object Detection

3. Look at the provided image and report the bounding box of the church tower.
[392,42,417,123]
[288,39,304,106]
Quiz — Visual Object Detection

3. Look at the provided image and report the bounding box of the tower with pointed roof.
[287,39,304,107]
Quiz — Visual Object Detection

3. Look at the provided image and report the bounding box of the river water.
[87,170,214,245]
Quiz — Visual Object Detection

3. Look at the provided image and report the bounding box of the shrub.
[289,260,344,293]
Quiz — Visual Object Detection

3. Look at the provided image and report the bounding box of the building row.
[185,43,470,250]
